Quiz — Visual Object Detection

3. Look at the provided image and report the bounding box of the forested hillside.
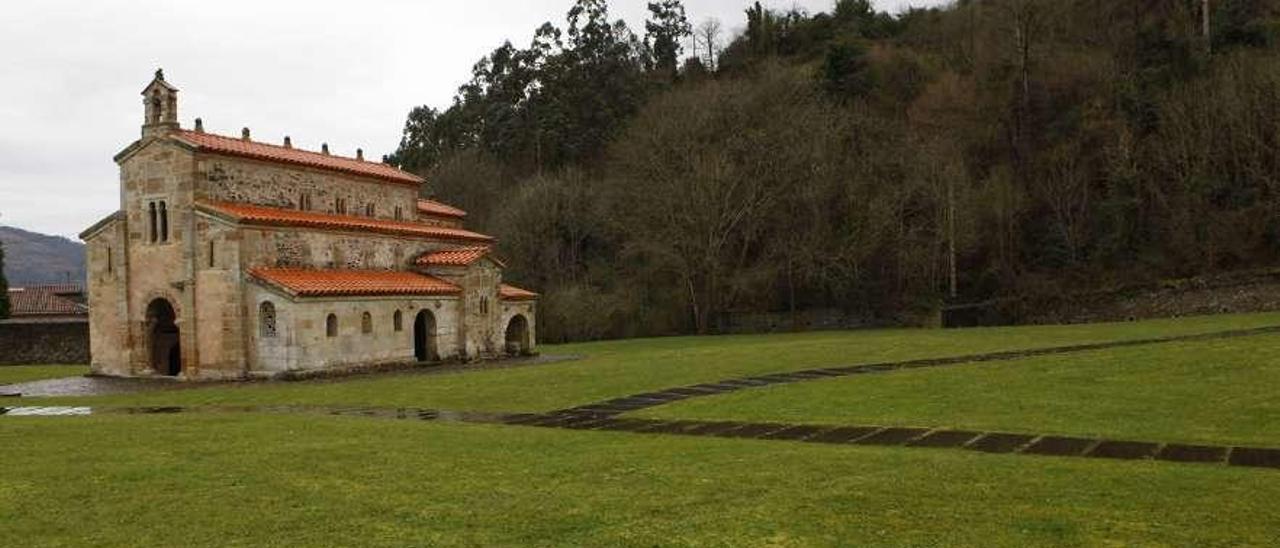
[0,226,85,287]
[387,0,1280,341]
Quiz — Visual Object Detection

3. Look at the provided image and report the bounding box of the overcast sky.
[0,0,945,238]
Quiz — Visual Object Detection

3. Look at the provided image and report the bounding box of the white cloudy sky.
[0,0,945,237]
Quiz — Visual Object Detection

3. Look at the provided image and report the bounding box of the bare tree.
[694,18,723,71]
[1202,0,1211,54]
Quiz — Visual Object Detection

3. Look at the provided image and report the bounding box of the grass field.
[3,313,1280,546]
[0,365,87,386]
[26,312,1280,412]
[636,333,1280,446]
[3,415,1278,547]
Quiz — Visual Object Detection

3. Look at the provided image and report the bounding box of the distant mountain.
[0,225,86,287]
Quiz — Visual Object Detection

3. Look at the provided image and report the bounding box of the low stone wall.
[0,320,90,365]
[945,270,1280,327]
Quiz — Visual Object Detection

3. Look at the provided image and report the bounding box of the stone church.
[79,71,537,380]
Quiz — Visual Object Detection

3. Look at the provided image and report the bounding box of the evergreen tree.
[0,241,10,320]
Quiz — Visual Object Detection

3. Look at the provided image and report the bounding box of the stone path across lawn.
[3,404,1279,471]
[554,325,1280,418]
[5,325,1280,471]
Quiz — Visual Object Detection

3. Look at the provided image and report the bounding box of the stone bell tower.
[141,69,179,138]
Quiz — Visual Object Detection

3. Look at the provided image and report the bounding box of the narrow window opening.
[260,302,277,338]
[148,202,158,243]
[326,314,338,338]
[365,203,375,217]
[393,310,403,332]
[394,206,403,220]
[159,201,169,242]
[361,312,373,335]
[208,241,215,268]
[106,246,113,274]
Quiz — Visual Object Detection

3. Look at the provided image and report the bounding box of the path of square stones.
[4,325,1280,471]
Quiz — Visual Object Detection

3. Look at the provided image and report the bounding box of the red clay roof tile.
[499,284,538,301]
[173,129,423,186]
[415,246,504,268]
[417,199,468,219]
[7,286,87,317]
[198,201,494,243]
[251,268,460,298]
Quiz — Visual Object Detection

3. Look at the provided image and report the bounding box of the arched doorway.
[505,315,530,356]
[147,298,181,376]
[414,310,437,362]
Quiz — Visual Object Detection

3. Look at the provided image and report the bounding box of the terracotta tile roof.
[198,201,494,243]
[415,246,505,268]
[250,268,461,298]
[172,129,423,186]
[499,284,538,301]
[8,286,87,317]
[417,199,468,218]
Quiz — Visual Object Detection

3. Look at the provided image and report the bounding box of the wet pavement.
[0,354,583,398]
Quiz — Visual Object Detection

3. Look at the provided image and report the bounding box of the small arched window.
[361,312,373,335]
[365,203,375,217]
[326,314,338,338]
[393,310,403,332]
[148,202,158,243]
[158,201,169,242]
[259,302,277,338]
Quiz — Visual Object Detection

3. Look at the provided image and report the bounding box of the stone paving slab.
[759,425,827,441]
[1228,447,1280,469]
[805,426,883,444]
[968,433,1037,454]
[1155,444,1229,464]
[1022,436,1098,457]
[908,430,984,448]
[594,419,666,432]
[715,423,791,439]
[1087,441,1161,460]
[855,427,932,446]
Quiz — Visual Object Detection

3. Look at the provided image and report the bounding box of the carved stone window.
[260,302,277,338]
[148,202,158,243]
[158,201,169,242]
[326,314,338,338]
[393,310,403,332]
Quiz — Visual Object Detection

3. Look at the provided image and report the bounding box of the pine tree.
[0,241,10,319]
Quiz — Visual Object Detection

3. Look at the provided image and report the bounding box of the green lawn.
[29,312,1280,412]
[636,333,1280,446]
[0,365,86,386]
[2,414,1278,547]
[5,313,1280,546]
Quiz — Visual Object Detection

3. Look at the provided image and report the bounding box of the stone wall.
[197,155,419,222]
[945,270,1280,327]
[230,223,456,272]
[0,320,90,365]
[246,283,462,375]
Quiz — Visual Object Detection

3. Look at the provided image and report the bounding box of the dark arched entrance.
[414,310,437,362]
[505,315,530,356]
[147,298,181,376]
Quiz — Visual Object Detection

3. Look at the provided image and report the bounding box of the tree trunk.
[1202,0,1211,54]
